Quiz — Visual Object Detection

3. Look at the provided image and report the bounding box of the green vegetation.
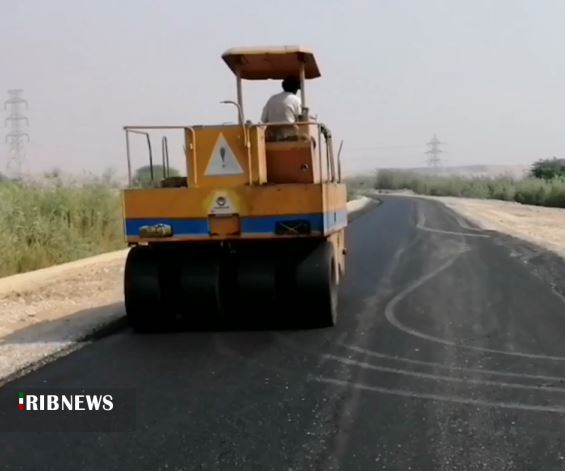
[530,157,565,180]
[3,158,563,278]
[345,174,375,201]
[375,169,565,208]
[0,172,126,277]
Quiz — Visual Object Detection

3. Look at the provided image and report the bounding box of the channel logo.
[2,387,135,432]
[18,391,114,411]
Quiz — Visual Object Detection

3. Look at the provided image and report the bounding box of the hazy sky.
[2,0,565,178]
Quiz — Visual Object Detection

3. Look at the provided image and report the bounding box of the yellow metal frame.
[121,46,346,256]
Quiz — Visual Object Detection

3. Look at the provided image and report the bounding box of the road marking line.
[340,344,565,383]
[384,250,565,362]
[310,375,565,414]
[323,354,565,393]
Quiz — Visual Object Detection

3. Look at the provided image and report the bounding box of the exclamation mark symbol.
[220,147,226,168]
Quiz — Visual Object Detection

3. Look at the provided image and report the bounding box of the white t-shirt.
[261,91,301,123]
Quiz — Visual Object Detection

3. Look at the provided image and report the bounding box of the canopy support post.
[299,62,307,120]
[236,69,244,125]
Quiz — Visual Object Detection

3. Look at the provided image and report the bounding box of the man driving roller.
[261,75,302,124]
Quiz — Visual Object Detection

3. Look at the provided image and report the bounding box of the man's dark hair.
[282,76,300,93]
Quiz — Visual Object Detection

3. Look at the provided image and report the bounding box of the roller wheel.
[124,246,167,333]
[179,251,222,327]
[236,256,277,323]
[296,241,338,327]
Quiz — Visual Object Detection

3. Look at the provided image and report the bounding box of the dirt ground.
[424,196,565,260]
[0,252,126,382]
[373,190,565,260]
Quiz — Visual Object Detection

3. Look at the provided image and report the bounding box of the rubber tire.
[179,251,222,328]
[296,241,338,328]
[124,246,165,333]
[236,256,277,323]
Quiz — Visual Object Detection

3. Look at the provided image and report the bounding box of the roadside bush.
[375,170,565,209]
[345,174,375,201]
[0,176,125,277]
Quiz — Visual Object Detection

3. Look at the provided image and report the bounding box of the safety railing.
[123,121,342,188]
[161,136,170,178]
[124,126,196,188]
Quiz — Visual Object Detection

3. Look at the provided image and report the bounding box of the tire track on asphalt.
[340,344,565,384]
[309,376,565,414]
[322,354,565,393]
[387,208,565,362]
[417,213,490,238]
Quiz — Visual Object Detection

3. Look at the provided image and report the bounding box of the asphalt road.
[3,196,565,471]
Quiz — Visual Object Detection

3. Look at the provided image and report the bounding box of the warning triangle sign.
[204,134,244,176]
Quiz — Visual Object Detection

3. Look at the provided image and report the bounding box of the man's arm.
[292,96,302,120]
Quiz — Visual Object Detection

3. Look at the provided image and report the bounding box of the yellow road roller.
[120,46,347,331]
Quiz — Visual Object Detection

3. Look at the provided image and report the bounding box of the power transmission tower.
[4,89,29,179]
[425,134,443,168]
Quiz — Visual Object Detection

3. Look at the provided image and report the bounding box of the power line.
[425,134,444,168]
[4,89,29,179]
[347,144,423,151]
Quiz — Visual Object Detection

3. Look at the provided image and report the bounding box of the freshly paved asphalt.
[3,196,565,471]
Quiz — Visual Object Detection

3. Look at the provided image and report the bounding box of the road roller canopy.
[221,46,321,80]
[221,46,320,124]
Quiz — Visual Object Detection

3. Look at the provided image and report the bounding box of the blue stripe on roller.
[241,213,324,234]
[125,209,348,237]
[323,209,348,232]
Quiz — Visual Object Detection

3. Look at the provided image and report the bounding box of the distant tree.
[0,172,6,183]
[530,157,565,180]
[133,165,180,187]
[98,168,118,187]
[43,167,65,187]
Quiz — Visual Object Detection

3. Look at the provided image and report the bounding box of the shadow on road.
[0,302,126,345]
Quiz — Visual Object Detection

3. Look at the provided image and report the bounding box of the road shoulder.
[377,191,565,260]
